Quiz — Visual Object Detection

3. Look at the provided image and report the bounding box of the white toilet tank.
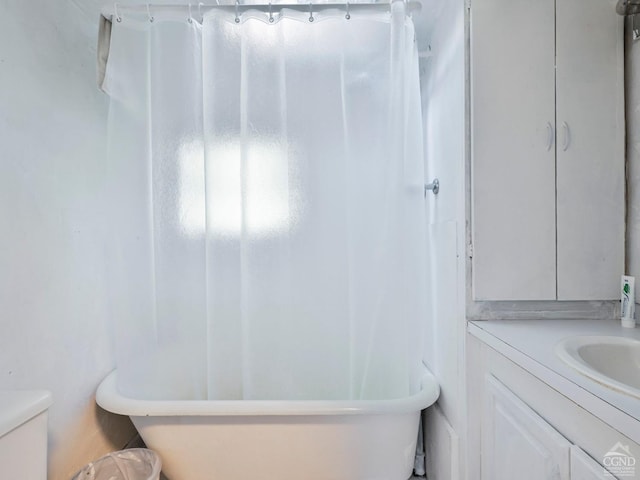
[0,390,52,480]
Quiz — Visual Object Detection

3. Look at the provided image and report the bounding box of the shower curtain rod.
[101,1,422,21]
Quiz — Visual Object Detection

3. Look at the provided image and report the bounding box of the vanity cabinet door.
[570,445,618,480]
[555,0,624,300]
[482,375,571,480]
[470,0,557,301]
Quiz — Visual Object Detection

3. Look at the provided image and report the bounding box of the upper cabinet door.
[471,0,557,300]
[555,0,625,300]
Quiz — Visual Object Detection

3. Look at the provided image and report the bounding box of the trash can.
[71,448,161,480]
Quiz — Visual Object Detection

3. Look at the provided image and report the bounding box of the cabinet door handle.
[562,122,571,151]
[546,122,554,151]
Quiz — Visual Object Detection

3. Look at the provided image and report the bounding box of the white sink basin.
[555,335,640,399]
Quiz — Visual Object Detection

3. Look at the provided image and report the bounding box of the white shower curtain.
[104,1,427,402]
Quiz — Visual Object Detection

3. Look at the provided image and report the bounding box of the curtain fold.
[104,2,427,401]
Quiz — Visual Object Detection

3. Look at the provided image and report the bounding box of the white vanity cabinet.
[481,373,621,480]
[482,375,571,480]
[467,327,637,480]
[571,446,616,480]
[470,0,624,301]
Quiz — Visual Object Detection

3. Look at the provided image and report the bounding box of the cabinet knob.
[546,122,554,151]
[562,122,571,151]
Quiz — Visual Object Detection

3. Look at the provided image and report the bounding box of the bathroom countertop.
[468,319,640,442]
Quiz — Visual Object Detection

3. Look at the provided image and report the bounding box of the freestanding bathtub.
[96,367,439,480]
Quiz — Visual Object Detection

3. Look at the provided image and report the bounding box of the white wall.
[0,1,135,478]
[626,20,640,306]
[419,0,467,478]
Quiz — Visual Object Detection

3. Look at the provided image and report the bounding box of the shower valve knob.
[424,178,440,196]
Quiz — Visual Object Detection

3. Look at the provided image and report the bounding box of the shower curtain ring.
[146,3,154,22]
[404,0,413,18]
[198,2,204,22]
[235,0,240,23]
[268,2,274,22]
[308,2,314,22]
[345,1,350,19]
[114,3,122,22]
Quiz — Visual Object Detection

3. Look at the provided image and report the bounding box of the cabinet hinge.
[467,242,474,259]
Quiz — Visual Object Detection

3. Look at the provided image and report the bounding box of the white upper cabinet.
[471,0,557,301]
[471,0,624,301]
[555,0,626,300]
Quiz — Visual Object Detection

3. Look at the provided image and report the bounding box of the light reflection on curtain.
[104,1,427,401]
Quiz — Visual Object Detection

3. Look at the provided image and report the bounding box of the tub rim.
[96,367,439,417]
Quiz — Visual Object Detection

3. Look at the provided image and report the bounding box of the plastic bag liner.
[71,448,161,480]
